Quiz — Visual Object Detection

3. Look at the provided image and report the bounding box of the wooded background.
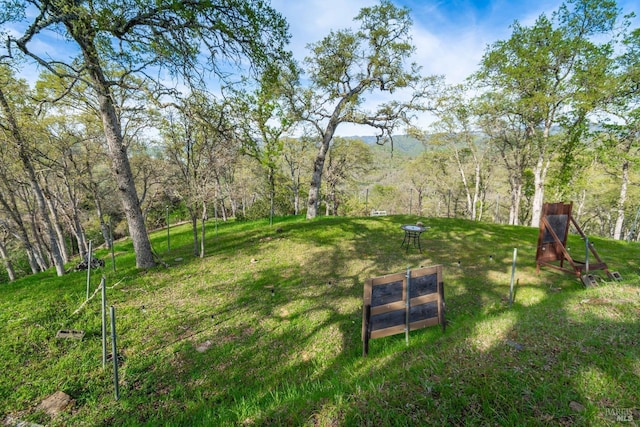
[0,0,638,282]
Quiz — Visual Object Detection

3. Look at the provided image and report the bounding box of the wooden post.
[405,267,411,346]
[438,280,446,332]
[363,304,371,357]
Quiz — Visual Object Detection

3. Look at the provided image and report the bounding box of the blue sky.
[269,0,638,135]
[5,0,639,136]
[7,0,639,86]
[271,0,639,84]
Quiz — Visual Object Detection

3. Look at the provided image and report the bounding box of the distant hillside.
[355,132,493,156]
[354,134,426,157]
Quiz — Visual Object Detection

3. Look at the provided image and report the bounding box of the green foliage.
[0,242,28,282]
[473,0,623,226]
[0,0,638,287]
[237,189,293,222]
[368,184,400,213]
[7,0,291,81]
[1,0,293,269]
[301,0,437,221]
[340,197,369,217]
[0,1,24,27]
[305,0,422,101]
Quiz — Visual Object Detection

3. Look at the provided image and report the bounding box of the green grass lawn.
[1,215,638,426]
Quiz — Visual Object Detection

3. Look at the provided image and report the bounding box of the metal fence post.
[110,306,120,400]
[86,240,92,300]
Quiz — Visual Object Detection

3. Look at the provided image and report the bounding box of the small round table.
[401,224,428,253]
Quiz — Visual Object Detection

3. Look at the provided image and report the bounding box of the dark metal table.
[401,224,428,253]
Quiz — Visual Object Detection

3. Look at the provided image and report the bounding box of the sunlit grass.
[0,214,638,426]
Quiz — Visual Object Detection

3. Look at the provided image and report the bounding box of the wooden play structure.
[535,202,621,286]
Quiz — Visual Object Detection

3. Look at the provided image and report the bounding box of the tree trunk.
[613,159,629,240]
[220,198,228,221]
[286,160,301,215]
[452,148,474,220]
[229,195,238,218]
[472,161,482,221]
[24,248,39,274]
[530,122,552,228]
[29,217,50,272]
[95,197,111,248]
[191,210,199,257]
[307,130,334,219]
[0,87,65,276]
[200,203,206,258]
[571,190,583,224]
[328,183,338,216]
[69,225,85,260]
[222,181,235,219]
[508,179,523,226]
[530,155,549,227]
[78,39,156,268]
[84,161,111,248]
[293,186,300,216]
[0,240,16,282]
[62,201,88,260]
[62,174,88,257]
[43,185,69,263]
[267,168,276,224]
[0,190,41,273]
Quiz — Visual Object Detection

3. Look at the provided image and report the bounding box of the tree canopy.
[1,0,291,269]
[299,0,439,219]
[0,0,639,283]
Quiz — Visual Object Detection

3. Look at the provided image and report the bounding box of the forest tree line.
[0,0,638,282]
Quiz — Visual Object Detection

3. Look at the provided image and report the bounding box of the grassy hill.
[1,215,638,426]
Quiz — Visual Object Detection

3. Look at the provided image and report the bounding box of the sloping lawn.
[1,215,638,426]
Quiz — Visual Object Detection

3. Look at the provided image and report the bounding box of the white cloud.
[410,24,486,84]
[271,0,639,136]
[271,0,372,60]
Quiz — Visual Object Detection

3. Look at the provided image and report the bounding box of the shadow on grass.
[2,215,638,426]
[111,217,637,424]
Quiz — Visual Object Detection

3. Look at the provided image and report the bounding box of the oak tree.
[475,0,619,226]
[1,0,290,268]
[298,0,438,219]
